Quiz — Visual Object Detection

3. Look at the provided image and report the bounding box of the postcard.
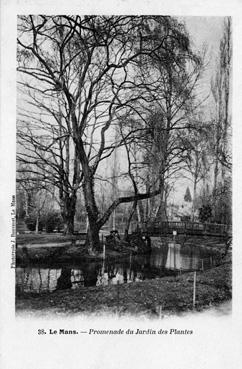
[1,1,242,368]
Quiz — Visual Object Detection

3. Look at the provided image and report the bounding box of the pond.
[16,241,222,295]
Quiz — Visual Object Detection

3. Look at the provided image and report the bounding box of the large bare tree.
[17,15,202,252]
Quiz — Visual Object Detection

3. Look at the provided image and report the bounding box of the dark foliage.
[199,205,212,223]
[44,211,64,233]
[25,211,63,233]
[25,214,44,232]
[184,186,192,202]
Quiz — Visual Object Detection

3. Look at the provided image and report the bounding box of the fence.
[145,221,232,237]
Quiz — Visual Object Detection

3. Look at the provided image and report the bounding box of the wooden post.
[173,230,177,242]
[159,305,163,319]
[193,271,196,309]
[117,281,120,316]
[102,234,105,259]
[129,253,132,280]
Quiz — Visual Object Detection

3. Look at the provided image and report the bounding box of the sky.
[184,16,224,97]
[184,16,224,52]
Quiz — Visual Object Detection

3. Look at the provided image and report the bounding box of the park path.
[18,240,86,248]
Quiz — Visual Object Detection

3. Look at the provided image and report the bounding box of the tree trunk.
[82,177,101,254]
[191,180,197,222]
[213,158,219,221]
[86,221,101,255]
[25,190,30,217]
[62,213,75,235]
[153,181,165,221]
[80,150,163,254]
[159,185,166,222]
[35,213,39,234]
[137,201,145,230]
[60,193,76,235]
[112,208,116,230]
[126,199,138,233]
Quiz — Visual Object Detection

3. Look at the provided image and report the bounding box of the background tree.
[180,121,211,221]
[184,186,192,203]
[130,17,203,223]
[210,17,232,222]
[16,168,60,233]
[17,71,82,234]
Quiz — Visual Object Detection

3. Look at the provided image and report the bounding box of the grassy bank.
[16,232,147,264]
[16,258,231,318]
[17,233,86,245]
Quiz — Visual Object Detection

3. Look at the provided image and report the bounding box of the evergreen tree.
[184,187,192,202]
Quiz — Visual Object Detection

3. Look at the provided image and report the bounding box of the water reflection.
[16,242,221,294]
[16,268,62,293]
[56,268,72,290]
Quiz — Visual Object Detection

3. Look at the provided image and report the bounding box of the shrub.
[43,211,63,233]
[25,214,44,232]
[25,210,63,233]
[199,205,212,223]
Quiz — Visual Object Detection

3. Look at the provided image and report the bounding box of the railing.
[146,221,232,237]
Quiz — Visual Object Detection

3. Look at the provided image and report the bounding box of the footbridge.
[145,221,232,238]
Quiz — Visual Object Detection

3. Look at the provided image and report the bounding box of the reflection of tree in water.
[71,269,84,288]
[180,244,217,270]
[150,244,168,269]
[82,263,100,287]
[164,243,207,271]
[123,268,128,283]
[38,268,42,293]
[16,268,26,294]
[157,242,216,272]
[132,253,168,280]
[56,264,100,288]
[107,264,116,280]
[16,267,61,293]
[56,268,72,290]
[181,245,200,270]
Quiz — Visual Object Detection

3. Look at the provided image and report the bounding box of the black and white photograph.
[15,14,232,318]
[1,1,242,369]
